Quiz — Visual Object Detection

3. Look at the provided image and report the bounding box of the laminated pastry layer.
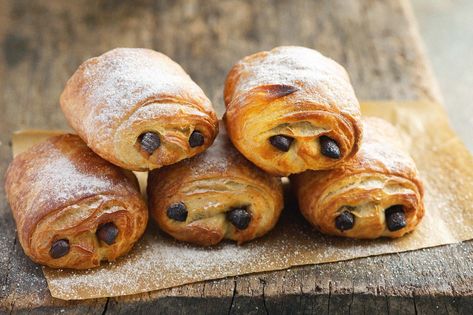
[224,46,362,176]
[5,134,148,269]
[292,117,424,239]
[148,124,284,246]
[295,172,423,239]
[60,48,218,171]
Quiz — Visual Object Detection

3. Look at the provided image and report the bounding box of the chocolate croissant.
[147,124,284,246]
[4,134,148,269]
[224,46,363,176]
[60,48,219,171]
[292,117,424,239]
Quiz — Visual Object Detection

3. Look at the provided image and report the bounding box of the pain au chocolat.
[224,46,363,176]
[147,123,284,246]
[292,117,424,239]
[5,134,148,269]
[60,48,218,171]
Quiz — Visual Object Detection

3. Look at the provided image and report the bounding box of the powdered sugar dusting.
[75,48,206,142]
[237,47,343,92]
[227,46,359,115]
[34,150,111,205]
[45,231,268,299]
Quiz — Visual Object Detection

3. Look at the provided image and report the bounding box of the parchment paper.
[11,101,473,300]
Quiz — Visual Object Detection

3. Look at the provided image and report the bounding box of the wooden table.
[1,0,471,314]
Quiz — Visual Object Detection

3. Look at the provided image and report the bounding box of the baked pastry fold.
[224,46,362,176]
[60,48,218,171]
[148,124,284,246]
[5,134,148,269]
[292,117,424,239]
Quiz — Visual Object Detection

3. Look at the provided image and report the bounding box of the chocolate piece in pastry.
[224,46,363,176]
[147,123,284,246]
[292,117,424,239]
[4,134,148,269]
[60,48,219,171]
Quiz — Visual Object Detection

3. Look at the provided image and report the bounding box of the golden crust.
[147,123,284,246]
[4,134,148,269]
[292,117,424,239]
[224,46,363,176]
[60,48,219,171]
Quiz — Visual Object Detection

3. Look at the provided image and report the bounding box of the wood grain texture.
[0,0,471,314]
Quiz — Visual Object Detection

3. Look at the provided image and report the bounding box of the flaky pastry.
[224,46,362,176]
[5,134,148,269]
[148,123,284,246]
[292,117,424,239]
[61,48,218,171]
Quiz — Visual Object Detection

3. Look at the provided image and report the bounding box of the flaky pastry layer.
[60,48,218,171]
[147,124,284,246]
[292,117,424,239]
[224,46,362,176]
[5,134,148,269]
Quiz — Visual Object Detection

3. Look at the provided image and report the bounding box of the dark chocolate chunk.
[227,208,252,230]
[189,130,205,148]
[269,135,294,152]
[139,132,161,154]
[167,202,188,221]
[385,205,406,231]
[263,84,299,99]
[335,210,355,231]
[319,135,341,159]
[50,239,70,259]
[97,222,119,245]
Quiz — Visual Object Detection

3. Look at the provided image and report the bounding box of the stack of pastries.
[5,46,424,270]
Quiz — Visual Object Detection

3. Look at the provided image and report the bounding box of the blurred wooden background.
[0,0,472,314]
[413,0,473,151]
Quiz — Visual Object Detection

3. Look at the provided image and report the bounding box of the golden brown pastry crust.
[4,134,148,269]
[224,46,362,176]
[292,117,424,239]
[147,123,284,246]
[60,48,218,171]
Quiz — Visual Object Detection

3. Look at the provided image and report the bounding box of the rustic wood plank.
[0,0,471,313]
